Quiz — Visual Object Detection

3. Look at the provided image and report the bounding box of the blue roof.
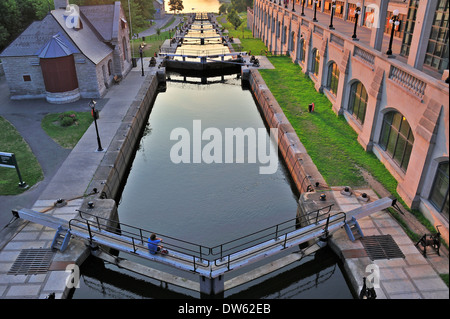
[35,32,80,58]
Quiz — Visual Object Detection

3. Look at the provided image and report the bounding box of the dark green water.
[71,74,354,299]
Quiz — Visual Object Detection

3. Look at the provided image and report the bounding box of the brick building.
[0,0,132,103]
[249,0,449,242]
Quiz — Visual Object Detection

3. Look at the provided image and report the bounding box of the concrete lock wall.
[247,69,328,195]
[87,74,161,201]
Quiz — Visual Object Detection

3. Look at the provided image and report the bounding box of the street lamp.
[89,99,103,152]
[313,0,318,22]
[386,9,400,56]
[329,0,336,29]
[301,0,305,16]
[351,2,361,41]
[139,44,144,76]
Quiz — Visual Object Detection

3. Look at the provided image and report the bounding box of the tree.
[219,3,229,15]
[231,0,246,13]
[168,0,183,14]
[228,9,242,30]
[0,0,48,50]
[176,0,184,13]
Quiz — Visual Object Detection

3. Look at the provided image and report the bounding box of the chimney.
[54,0,69,10]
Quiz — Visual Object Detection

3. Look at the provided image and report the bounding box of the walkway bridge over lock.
[12,196,397,295]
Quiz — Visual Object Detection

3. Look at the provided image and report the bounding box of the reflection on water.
[165,0,221,13]
[73,246,353,299]
[117,75,298,247]
[70,10,354,298]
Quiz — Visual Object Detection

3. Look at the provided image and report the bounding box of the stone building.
[249,0,449,242]
[154,0,166,19]
[0,0,132,103]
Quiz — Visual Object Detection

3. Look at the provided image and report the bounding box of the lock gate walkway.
[11,196,399,295]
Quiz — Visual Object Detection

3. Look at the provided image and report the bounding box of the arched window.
[312,48,320,76]
[379,111,415,172]
[300,39,306,63]
[289,31,295,52]
[327,62,340,95]
[348,81,368,124]
[429,161,449,219]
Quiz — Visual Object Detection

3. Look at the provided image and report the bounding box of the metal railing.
[209,205,345,271]
[68,204,345,276]
[69,205,345,261]
[69,210,212,268]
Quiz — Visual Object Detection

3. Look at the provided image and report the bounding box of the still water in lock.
[71,7,354,299]
[71,74,354,299]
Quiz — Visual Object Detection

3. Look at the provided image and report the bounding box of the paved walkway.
[329,187,448,299]
[136,14,184,38]
[0,76,108,229]
[0,68,151,298]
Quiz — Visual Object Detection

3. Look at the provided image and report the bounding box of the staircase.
[51,226,71,252]
[344,217,364,241]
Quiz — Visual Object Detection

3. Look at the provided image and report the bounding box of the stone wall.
[1,56,47,99]
[248,69,327,195]
[87,72,161,201]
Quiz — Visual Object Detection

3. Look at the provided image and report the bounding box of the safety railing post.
[87,222,93,245]
[132,238,136,253]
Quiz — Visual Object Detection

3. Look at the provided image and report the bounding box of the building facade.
[249,0,449,242]
[154,0,166,19]
[0,0,132,103]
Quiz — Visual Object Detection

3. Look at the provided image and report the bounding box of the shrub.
[59,112,77,127]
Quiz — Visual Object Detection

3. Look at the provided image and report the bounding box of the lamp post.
[139,44,144,76]
[89,99,103,152]
[313,0,318,21]
[351,2,361,40]
[292,0,296,11]
[301,0,305,16]
[329,0,336,29]
[386,9,400,56]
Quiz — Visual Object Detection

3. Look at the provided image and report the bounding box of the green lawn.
[41,111,93,149]
[259,56,399,196]
[0,116,43,195]
[131,15,182,58]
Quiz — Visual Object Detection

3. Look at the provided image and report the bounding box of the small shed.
[36,33,81,103]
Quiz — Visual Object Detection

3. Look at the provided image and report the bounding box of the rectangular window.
[430,162,449,215]
[424,0,449,72]
[23,75,31,82]
[401,0,420,58]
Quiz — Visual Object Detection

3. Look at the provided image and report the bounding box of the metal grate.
[8,248,55,275]
[361,235,405,260]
